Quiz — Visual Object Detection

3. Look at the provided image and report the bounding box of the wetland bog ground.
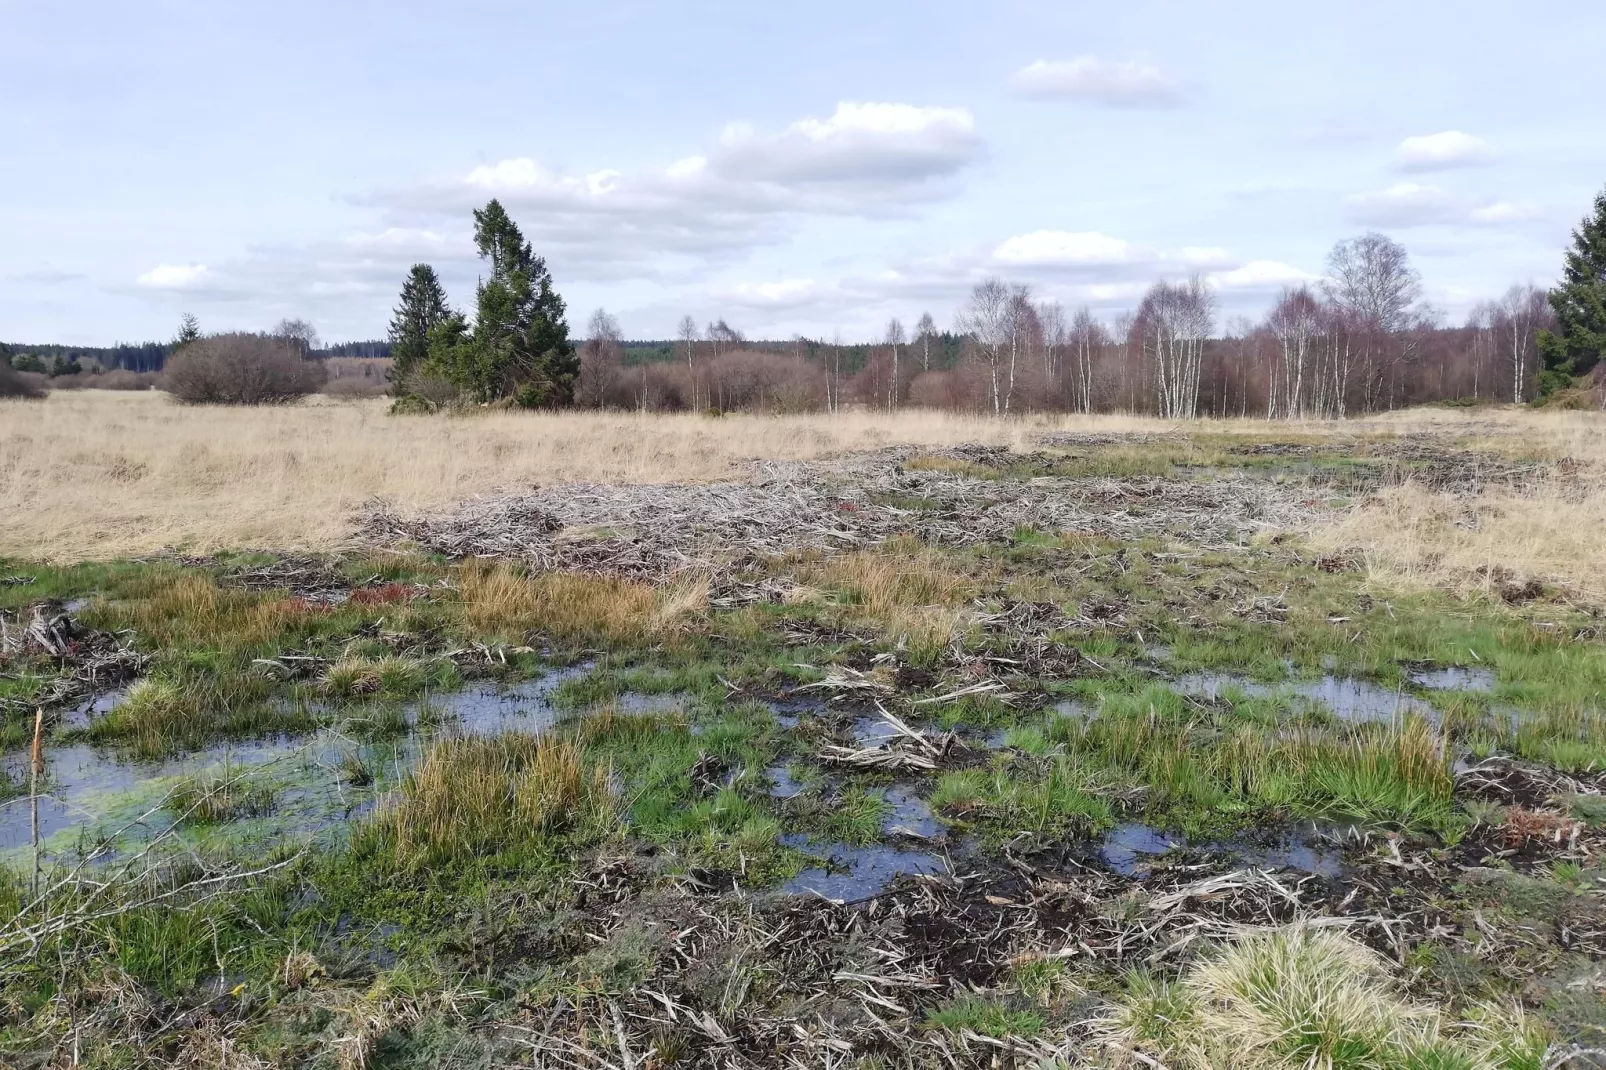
[1,392,1605,1067]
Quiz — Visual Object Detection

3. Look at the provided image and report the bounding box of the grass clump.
[322,655,450,699]
[368,732,616,868]
[167,773,277,825]
[932,759,1114,835]
[925,993,1045,1038]
[1094,924,1548,1069]
[83,678,199,755]
[458,561,704,646]
[803,540,979,662]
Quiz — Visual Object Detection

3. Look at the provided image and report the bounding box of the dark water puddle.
[412,666,586,736]
[0,665,587,863]
[612,692,688,715]
[1407,665,1494,692]
[779,833,943,900]
[1100,823,1181,876]
[764,697,825,729]
[59,687,128,730]
[765,763,806,799]
[1221,833,1346,878]
[883,786,941,838]
[1175,672,1438,723]
[1052,698,1096,722]
[852,715,903,747]
[1098,821,1349,879]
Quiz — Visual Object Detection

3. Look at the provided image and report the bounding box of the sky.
[4,0,1604,346]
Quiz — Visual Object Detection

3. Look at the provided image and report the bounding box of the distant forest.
[0,338,393,374]
[0,335,955,377]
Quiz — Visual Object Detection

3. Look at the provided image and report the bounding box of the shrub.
[47,369,160,391]
[0,364,47,399]
[161,332,327,404]
[320,375,389,398]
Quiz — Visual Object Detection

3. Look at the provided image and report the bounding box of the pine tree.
[1537,186,1606,394]
[174,313,200,349]
[435,199,576,405]
[387,264,451,385]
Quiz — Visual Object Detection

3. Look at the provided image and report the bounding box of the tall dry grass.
[371,733,615,867]
[457,561,706,644]
[1308,407,1606,600]
[3,392,1602,599]
[0,392,1176,560]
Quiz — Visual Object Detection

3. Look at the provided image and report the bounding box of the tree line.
[383,188,1606,417]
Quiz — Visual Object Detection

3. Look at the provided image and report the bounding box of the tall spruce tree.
[387,264,451,385]
[1537,186,1606,394]
[440,199,576,405]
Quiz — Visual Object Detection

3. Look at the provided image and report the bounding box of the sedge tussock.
[371,733,616,867]
[457,560,684,645]
[1094,924,1549,1070]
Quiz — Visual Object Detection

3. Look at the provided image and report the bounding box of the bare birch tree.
[1265,287,1322,418]
[1038,301,1067,382]
[1322,233,1421,412]
[957,278,1014,415]
[576,307,623,407]
[677,315,699,409]
[1067,307,1106,414]
[883,317,906,410]
[914,312,937,371]
[1139,277,1215,419]
[1495,284,1550,404]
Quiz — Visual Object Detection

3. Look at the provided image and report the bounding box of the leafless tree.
[677,315,699,408]
[1265,287,1323,418]
[1138,277,1215,419]
[1322,232,1421,411]
[1037,301,1067,382]
[576,308,624,407]
[1494,284,1550,404]
[883,317,906,410]
[957,278,1013,416]
[273,318,321,358]
[914,312,937,371]
[705,319,744,357]
[1067,307,1105,414]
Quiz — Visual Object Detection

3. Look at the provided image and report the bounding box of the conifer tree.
[387,264,451,384]
[1537,186,1606,394]
[448,199,576,406]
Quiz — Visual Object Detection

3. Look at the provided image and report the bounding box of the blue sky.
[4,0,1603,344]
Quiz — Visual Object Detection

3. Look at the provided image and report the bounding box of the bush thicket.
[0,364,48,399]
[161,333,327,405]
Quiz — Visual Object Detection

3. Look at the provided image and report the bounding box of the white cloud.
[1468,200,1539,224]
[665,155,706,179]
[710,278,825,309]
[1395,131,1494,171]
[362,101,983,283]
[1344,182,1459,226]
[1011,56,1186,107]
[1344,183,1539,227]
[1210,260,1317,289]
[713,102,978,185]
[136,263,210,289]
[1177,246,1232,266]
[992,230,1134,266]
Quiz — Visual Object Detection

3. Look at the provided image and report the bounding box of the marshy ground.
[1,411,1604,1067]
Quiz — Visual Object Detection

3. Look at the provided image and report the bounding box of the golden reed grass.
[0,392,1189,559]
[4,392,1602,599]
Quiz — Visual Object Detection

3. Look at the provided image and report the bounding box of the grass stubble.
[0,401,1601,1065]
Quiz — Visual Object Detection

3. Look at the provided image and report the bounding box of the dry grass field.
[6,391,1606,1066]
[3,389,1604,599]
